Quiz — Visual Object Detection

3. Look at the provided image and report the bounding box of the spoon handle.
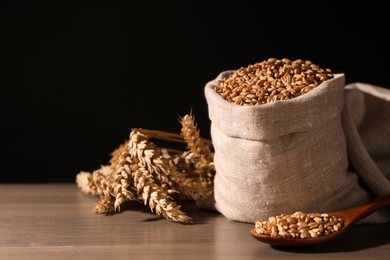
[339,193,390,226]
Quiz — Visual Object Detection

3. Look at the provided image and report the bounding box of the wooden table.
[1,184,389,259]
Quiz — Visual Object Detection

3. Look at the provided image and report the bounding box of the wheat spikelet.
[76,166,116,213]
[129,129,175,188]
[148,184,192,223]
[76,171,94,195]
[128,129,193,223]
[89,166,116,213]
[110,146,138,211]
[179,113,212,162]
[167,160,213,202]
[109,140,129,169]
[95,195,115,214]
[90,166,112,197]
[177,113,215,200]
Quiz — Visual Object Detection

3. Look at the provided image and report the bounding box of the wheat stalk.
[76,112,215,224]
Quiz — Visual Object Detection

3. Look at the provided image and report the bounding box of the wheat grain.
[255,211,344,239]
[215,58,334,105]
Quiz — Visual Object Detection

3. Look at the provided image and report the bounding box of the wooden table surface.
[0,184,389,259]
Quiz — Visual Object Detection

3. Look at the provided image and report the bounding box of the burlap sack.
[204,71,390,224]
[342,83,390,196]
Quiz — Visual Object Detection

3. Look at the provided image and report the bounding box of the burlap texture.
[204,71,390,224]
[342,83,390,195]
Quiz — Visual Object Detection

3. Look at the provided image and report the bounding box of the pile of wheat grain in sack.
[201,58,390,224]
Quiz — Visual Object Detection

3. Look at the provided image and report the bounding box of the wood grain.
[0,184,389,259]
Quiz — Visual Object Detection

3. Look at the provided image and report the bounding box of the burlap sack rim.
[346,82,390,102]
[205,71,345,140]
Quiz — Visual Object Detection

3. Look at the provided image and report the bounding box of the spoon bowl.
[250,194,390,247]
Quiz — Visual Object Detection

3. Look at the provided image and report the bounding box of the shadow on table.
[271,223,390,253]
[116,199,221,225]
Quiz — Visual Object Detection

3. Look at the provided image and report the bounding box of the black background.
[2,1,389,182]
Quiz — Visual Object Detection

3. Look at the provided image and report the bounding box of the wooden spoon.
[250,194,390,247]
